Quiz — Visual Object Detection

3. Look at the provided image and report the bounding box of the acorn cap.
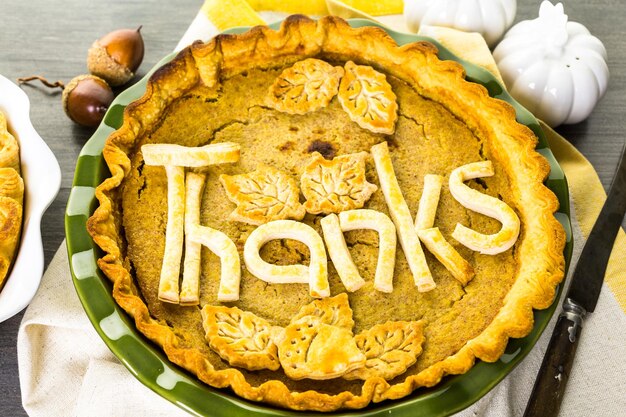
[87,41,133,86]
[86,27,144,87]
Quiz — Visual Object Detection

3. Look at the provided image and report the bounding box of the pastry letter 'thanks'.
[338,209,397,293]
[414,173,475,285]
[371,141,435,292]
[244,220,329,298]
[142,142,241,304]
[449,161,520,255]
[320,214,365,292]
[157,165,185,303]
[184,173,241,303]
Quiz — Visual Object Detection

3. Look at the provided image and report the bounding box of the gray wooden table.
[0,1,624,416]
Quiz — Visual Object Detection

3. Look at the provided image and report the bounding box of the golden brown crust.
[87,15,566,411]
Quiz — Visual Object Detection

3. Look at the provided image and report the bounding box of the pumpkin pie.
[87,16,566,412]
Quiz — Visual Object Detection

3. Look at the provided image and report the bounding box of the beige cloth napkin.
[18,2,626,416]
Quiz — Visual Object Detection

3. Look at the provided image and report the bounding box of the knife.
[524,142,626,417]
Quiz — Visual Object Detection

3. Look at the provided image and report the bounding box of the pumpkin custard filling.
[88,16,565,411]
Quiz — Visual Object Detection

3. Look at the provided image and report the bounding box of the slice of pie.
[0,110,24,290]
[87,16,566,411]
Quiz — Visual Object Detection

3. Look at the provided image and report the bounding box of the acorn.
[87,27,145,87]
[62,75,114,127]
[17,74,114,127]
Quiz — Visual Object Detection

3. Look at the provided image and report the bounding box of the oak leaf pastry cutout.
[273,315,365,380]
[289,293,355,330]
[220,166,305,225]
[201,305,280,371]
[301,151,378,215]
[448,161,520,255]
[344,321,425,381]
[338,61,398,134]
[267,58,344,114]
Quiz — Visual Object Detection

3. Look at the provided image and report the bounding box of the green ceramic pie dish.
[65,19,573,417]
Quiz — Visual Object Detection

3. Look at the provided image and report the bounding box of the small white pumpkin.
[494,1,609,127]
[404,0,517,47]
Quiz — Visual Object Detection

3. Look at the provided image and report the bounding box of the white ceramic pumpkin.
[494,1,609,127]
[404,0,517,47]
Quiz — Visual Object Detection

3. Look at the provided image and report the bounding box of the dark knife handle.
[524,302,584,417]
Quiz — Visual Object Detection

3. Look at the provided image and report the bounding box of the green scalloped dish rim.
[65,19,573,417]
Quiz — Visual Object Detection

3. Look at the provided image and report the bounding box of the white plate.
[0,74,61,323]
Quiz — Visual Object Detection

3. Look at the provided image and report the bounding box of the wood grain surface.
[0,1,624,416]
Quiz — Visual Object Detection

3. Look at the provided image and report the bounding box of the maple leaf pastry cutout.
[344,321,425,381]
[201,305,280,371]
[301,152,378,215]
[338,61,398,134]
[220,166,306,225]
[267,58,344,115]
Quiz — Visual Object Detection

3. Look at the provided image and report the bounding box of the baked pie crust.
[88,16,566,411]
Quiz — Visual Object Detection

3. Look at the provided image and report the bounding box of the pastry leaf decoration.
[344,321,425,381]
[274,316,366,380]
[267,58,344,115]
[275,295,365,380]
[301,152,378,215]
[202,297,425,380]
[338,61,398,134]
[201,306,280,371]
[220,166,305,225]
